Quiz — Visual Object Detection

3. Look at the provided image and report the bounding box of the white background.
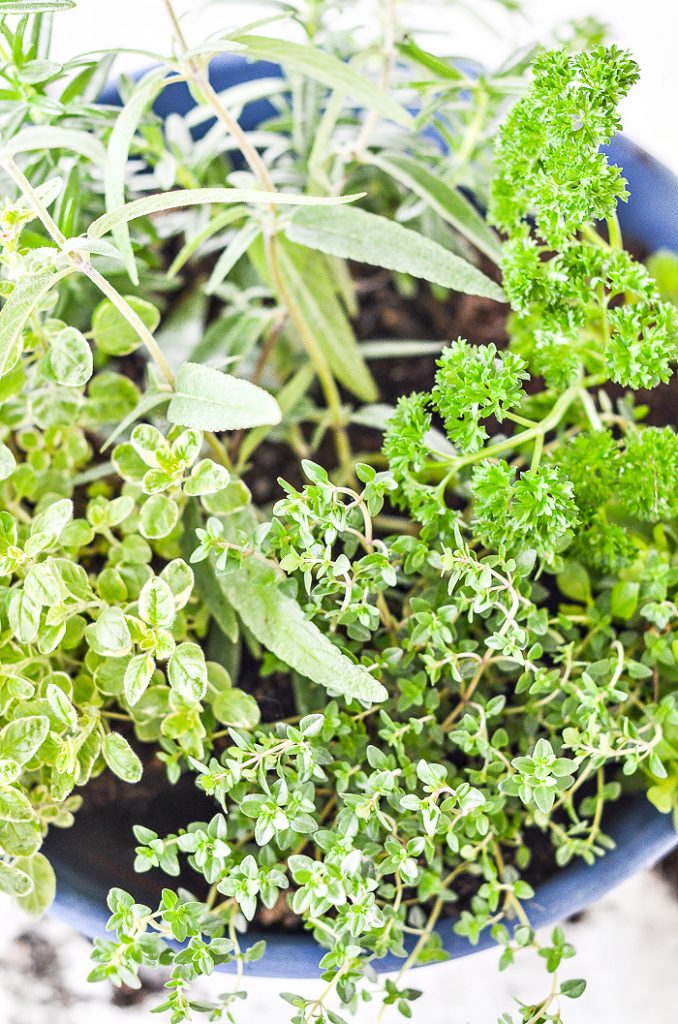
[2,3,676,1024]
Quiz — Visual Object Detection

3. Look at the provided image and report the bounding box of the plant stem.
[83,263,176,387]
[1,156,177,389]
[162,0,353,476]
[353,0,397,158]
[264,233,354,477]
[2,157,68,246]
[425,383,584,482]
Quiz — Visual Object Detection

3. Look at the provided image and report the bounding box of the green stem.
[2,156,176,389]
[162,0,353,477]
[264,233,353,477]
[83,263,175,387]
[429,383,583,479]
[2,156,68,247]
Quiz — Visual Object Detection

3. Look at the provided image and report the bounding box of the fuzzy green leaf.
[215,557,387,705]
[272,240,378,403]
[168,362,281,432]
[370,151,503,264]
[287,206,505,301]
[89,188,362,241]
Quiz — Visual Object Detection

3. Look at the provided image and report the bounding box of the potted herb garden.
[0,1,676,1022]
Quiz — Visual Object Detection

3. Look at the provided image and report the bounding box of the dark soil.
[45,243,678,938]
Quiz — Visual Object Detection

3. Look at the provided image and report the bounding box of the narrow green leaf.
[182,502,239,642]
[274,240,378,402]
[168,206,249,279]
[206,220,261,295]
[168,362,281,432]
[396,38,466,81]
[89,188,363,241]
[287,205,505,301]
[0,125,106,165]
[370,151,503,264]
[234,34,413,128]
[359,338,447,359]
[0,1,74,9]
[104,67,172,283]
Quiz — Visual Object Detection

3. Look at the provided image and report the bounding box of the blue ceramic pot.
[48,54,678,979]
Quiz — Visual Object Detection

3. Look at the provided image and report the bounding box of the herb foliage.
[0,3,675,1024]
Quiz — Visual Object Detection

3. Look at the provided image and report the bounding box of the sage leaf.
[287,205,505,301]
[369,151,504,264]
[168,363,281,432]
[216,559,387,705]
[273,241,378,403]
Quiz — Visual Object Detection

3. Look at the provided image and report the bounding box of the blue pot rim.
[48,54,678,979]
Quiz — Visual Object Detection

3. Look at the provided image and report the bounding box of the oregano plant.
[0,3,675,1024]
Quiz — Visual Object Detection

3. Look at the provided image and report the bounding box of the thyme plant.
[0,2,675,1023]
